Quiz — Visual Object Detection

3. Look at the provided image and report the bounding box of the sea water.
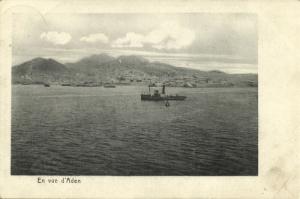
[11,85,258,175]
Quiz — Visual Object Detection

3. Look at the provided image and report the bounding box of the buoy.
[165,100,170,107]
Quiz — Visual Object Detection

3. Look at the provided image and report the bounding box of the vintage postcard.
[0,0,299,198]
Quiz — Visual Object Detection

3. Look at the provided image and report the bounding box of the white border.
[1,1,299,198]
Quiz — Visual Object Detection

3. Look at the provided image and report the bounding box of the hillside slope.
[12,54,258,87]
[12,58,72,84]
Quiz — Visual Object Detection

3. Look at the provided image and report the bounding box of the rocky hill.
[12,54,258,87]
[65,54,115,72]
[12,57,73,84]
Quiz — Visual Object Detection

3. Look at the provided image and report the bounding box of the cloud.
[40,31,72,45]
[112,22,195,50]
[112,32,144,48]
[80,33,109,43]
[146,21,195,50]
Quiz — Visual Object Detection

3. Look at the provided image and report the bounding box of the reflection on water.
[12,85,258,175]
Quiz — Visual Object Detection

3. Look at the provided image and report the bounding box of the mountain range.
[12,54,258,87]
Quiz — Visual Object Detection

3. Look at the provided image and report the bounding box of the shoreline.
[12,83,258,89]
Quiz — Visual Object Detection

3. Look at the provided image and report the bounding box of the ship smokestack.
[162,84,165,94]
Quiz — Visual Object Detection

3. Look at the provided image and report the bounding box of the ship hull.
[141,94,186,101]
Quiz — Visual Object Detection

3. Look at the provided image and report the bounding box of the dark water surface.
[12,85,258,175]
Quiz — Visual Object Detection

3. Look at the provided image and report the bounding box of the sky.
[12,13,257,74]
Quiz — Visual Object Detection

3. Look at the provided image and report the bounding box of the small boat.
[141,84,186,101]
[103,83,116,88]
[44,83,50,87]
[61,83,71,86]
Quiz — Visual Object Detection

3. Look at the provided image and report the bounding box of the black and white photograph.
[11,13,258,176]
